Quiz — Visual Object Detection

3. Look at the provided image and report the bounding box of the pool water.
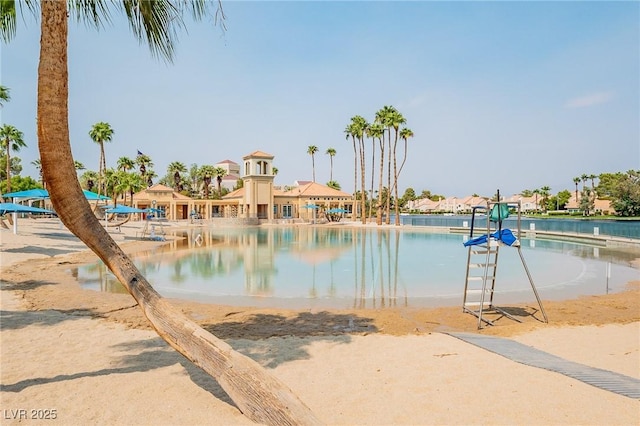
[74,226,640,310]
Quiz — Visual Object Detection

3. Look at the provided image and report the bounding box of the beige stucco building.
[131,150,354,223]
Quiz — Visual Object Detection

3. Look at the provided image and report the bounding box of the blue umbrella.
[0,202,55,215]
[327,208,348,214]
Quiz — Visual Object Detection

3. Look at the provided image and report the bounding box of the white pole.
[12,212,17,234]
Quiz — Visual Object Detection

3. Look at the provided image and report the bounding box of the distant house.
[565,194,613,214]
[406,197,440,213]
[504,195,540,212]
[459,196,488,213]
[215,159,241,192]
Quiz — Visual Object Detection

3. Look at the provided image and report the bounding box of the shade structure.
[3,189,110,201]
[82,190,111,201]
[327,208,347,214]
[102,204,147,214]
[0,202,56,235]
[3,189,49,199]
[0,202,55,215]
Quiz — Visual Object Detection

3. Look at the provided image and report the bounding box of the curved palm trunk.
[37,3,320,425]
[396,139,409,182]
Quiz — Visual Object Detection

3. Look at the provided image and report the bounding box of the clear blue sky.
[2,1,639,198]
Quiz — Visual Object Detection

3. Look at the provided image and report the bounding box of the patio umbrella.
[327,208,348,214]
[0,202,56,234]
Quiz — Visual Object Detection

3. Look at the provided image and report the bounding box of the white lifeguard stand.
[462,192,548,329]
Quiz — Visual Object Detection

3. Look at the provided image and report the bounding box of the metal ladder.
[462,200,548,329]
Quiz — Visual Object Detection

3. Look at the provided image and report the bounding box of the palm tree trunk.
[37,3,320,425]
[5,145,10,194]
[385,131,391,225]
[352,136,357,220]
[376,138,384,226]
[393,137,400,226]
[368,139,375,220]
[359,136,366,225]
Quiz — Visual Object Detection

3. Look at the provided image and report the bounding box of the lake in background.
[74,225,640,310]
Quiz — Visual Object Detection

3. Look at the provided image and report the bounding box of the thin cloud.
[564,91,614,109]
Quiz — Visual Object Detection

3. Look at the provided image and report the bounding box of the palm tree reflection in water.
[73,227,640,310]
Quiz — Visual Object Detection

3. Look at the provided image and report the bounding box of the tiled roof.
[297,182,352,197]
[243,150,274,159]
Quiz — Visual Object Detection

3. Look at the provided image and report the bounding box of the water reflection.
[73,227,640,310]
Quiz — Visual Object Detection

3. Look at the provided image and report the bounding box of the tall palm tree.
[344,123,358,219]
[1,2,319,424]
[117,156,136,172]
[167,161,187,191]
[0,85,10,105]
[388,109,406,226]
[198,165,216,198]
[325,147,336,181]
[348,115,368,224]
[376,106,398,224]
[366,123,383,220]
[135,154,154,185]
[89,121,114,196]
[373,108,390,225]
[0,124,26,194]
[213,166,227,196]
[588,174,597,196]
[573,177,581,202]
[581,173,589,191]
[307,145,318,182]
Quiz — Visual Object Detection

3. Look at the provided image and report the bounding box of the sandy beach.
[1,218,639,425]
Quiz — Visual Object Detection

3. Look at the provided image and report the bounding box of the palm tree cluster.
[574,174,598,215]
[345,106,413,226]
[2,2,319,423]
[306,145,339,189]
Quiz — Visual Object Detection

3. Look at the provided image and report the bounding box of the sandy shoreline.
[1,218,639,425]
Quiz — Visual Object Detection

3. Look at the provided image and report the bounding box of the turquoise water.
[75,226,640,310]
